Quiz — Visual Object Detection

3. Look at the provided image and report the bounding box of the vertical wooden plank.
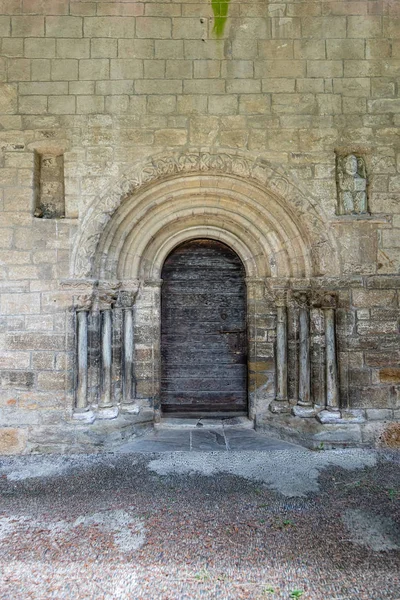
[161,239,247,414]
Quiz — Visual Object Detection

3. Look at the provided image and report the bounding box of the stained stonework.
[336,154,368,216]
[0,0,399,453]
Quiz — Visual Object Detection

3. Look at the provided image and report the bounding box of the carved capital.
[312,291,338,309]
[117,289,138,309]
[75,293,93,312]
[264,279,288,304]
[290,290,311,309]
[94,281,120,311]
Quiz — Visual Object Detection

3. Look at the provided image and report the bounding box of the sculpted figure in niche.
[337,154,368,215]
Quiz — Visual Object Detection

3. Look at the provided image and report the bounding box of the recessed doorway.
[161,239,248,417]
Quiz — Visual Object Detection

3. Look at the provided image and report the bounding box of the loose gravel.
[0,448,399,600]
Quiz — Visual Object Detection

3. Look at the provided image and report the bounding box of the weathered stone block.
[352,289,397,308]
[7,333,66,351]
[347,16,382,38]
[37,371,65,391]
[326,39,365,59]
[301,16,346,38]
[136,17,171,39]
[144,59,166,79]
[46,16,82,38]
[366,409,393,421]
[84,16,136,38]
[0,370,34,389]
[76,95,104,114]
[136,79,182,94]
[12,16,44,37]
[0,84,17,113]
[0,427,27,454]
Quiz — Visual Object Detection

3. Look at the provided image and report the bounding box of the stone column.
[119,287,139,413]
[143,279,163,422]
[73,294,95,423]
[269,289,290,414]
[318,293,341,424]
[292,292,317,417]
[99,309,113,409]
[247,277,272,421]
[96,283,120,420]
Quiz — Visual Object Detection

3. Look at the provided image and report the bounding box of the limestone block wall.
[0,0,399,452]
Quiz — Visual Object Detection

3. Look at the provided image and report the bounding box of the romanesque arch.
[71,149,340,280]
[70,149,343,428]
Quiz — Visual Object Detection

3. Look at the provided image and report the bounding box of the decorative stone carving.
[312,291,338,310]
[116,285,139,309]
[72,150,331,278]
[92,281,120,312]
[336,154,368,215]
[75,294,93,312]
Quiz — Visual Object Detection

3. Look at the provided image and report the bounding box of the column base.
[72,409,95,424]
[317,409,342,424]
[292,405,319,418]
[120,402,140,414]
[269,400,291,414]
[96,406,119,420]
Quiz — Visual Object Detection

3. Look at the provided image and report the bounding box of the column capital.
[290,289,311,309]
[75,293,93,312]
[116,289,138,309]
[94,281,120,311]
[264,278,289,300]
[312,291,338,309]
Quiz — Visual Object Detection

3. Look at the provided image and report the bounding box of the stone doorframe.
[68,149,342,426]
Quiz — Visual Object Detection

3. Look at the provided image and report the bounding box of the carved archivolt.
[72,149,339,279]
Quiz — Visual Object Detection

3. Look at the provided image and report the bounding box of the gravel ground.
[0,448,399,600]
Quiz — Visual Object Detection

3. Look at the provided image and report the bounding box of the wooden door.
[161,239,247,415]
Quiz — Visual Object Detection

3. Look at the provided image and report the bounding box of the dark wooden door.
[161,239,247,415]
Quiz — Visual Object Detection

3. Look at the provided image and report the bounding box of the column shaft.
[276,306,288,401]
[325,308,339,410]
[76,310,88,411]
[298,307,311,406]
[123,308,135,403]
[99,309,112,408]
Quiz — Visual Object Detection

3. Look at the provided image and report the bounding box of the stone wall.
[0,0,399,453]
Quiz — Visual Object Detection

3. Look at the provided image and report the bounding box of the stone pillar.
[99,309,113,409]
[96,283,120,420]
[247,277,272,421]
[318,293,341,424]
[73,294,94,423]
[269,289,290,414]
[292,292,317,417]
[143,279,163,422]
[119,287,139,413]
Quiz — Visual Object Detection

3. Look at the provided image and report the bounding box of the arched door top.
[71,149,340,281]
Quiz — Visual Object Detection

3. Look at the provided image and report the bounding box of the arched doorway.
[161,239,247,416]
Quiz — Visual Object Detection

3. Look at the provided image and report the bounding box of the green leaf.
[211,0,231,38]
